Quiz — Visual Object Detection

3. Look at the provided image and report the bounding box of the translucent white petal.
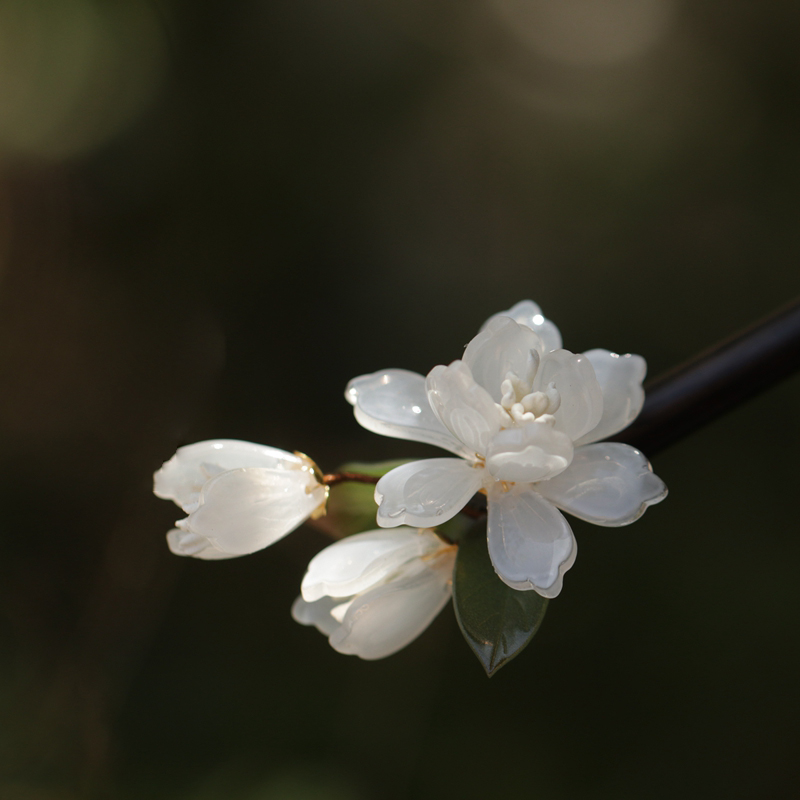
[184,467,326,555]
[154,440,302,512]
[535,350,604,442]
[535,443,667,526]
[574,350,647,445]
[481,299,562,353]
[291,595,342,637]
[426,361,501,454]
[301,528,443,602]
[329,599,355,624]
[463,317,545,401]
[166,528,238,560]
[374,458,483,528]
[345,369,472,458]
[329,549,456,660]
[485,422,573,482]
[487,483,576,598]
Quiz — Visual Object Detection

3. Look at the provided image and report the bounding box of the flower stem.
[611,296,800,455]
[322,471,380,487]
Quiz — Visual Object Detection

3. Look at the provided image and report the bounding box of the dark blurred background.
[1,1,799,798]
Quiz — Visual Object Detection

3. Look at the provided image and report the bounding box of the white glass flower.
[346,300,667,598]
[292,528,456,659]
[154,440,328,559]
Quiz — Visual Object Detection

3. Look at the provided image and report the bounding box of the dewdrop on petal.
[154,439,328,559]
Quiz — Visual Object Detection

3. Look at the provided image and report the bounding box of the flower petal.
[481,299,562,353]
[345,369,472,458]
[426,361,501,454]
[374,458,483,528]
[301,528,443,602]
[574,350,647,445]
[487,483,576,598]
[535,443,667,526]
[329,549,456,660]
[166,528,238,560]
[291,595,342,637]
[463,317,545,401]
[485,422,573,482]
[535,350,604,442]
[183,467,327,555]
[154,440,302,512]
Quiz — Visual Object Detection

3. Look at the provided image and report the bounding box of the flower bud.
[292,528,455,659]
[154,440,327,558]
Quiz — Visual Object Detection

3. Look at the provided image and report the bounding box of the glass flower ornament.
[154,440,328,559]
[292,528,455,659]
[346,300,667,598]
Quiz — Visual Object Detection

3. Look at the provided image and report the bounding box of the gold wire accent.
[310,487,330,520]
[293,451,329,517]
[294,451,325,485]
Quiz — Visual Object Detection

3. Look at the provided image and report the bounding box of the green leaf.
[453,521,549,677]
[320,460,414,539]
[433,512,474,544]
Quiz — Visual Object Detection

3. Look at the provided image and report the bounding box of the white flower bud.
[292,528,455,660]
[154,440,327,558]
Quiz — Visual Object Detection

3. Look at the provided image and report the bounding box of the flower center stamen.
[496,369,561,426]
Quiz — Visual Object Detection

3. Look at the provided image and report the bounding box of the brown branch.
[611,296,800,455]
[322,471,381,488]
